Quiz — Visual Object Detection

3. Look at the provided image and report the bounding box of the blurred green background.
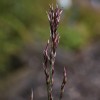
[0,0,52,76]
[0,0,100,77]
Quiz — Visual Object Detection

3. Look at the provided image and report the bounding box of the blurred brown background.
[0,0,100,100]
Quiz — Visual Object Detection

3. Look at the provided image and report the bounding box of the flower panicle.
[60,67,67,100]
[46,4,62,38]
[43,4,67,100]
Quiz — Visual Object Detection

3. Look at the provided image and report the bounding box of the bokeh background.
[0,0,100,100]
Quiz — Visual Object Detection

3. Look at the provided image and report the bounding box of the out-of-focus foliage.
[59,23,90,50]
[0,0,53,76]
